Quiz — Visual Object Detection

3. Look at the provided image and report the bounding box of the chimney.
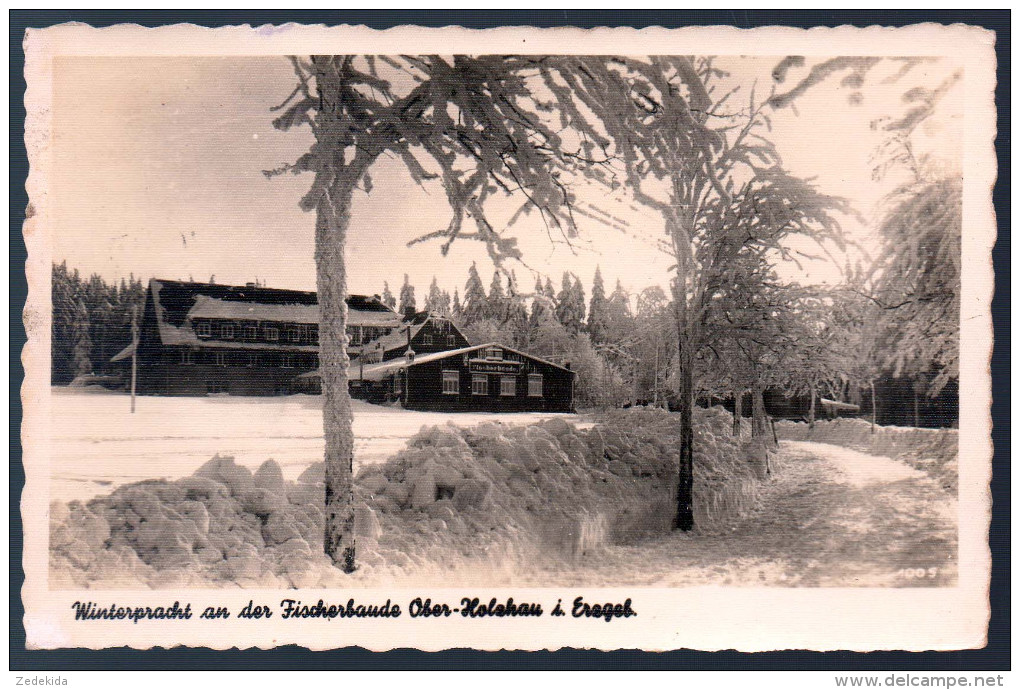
[405,325,415,362]
[403,306,416,321]
[564,361,572,370]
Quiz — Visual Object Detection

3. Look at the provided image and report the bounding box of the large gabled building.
[111,279,411,396]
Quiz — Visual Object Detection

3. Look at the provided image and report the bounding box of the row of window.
[195,320,319,344]
[441,371,543,397]
[420,333,459,348]
[348,325,394,346]
[179,350,318,369]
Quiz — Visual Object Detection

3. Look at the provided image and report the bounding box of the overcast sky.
[49,55,962,300]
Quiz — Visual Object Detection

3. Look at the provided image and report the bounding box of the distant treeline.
[51,262,146,384]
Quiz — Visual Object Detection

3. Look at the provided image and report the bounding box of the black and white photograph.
[19,21,996,653]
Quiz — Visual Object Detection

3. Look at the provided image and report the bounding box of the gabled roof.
[147,279,400,348]
[350,342,575,382]
[353,312,459,356]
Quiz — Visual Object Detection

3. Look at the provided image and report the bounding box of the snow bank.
[777,419,958,492]
[51,406,771,589]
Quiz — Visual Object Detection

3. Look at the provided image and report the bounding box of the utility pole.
[130,304,138,413]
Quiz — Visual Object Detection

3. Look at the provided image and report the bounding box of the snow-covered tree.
[462,262,488,325]
[398,274,416,315]
[486,270,506,322]
[71,298,92,377]
[586,266,609,344]
[380,281,396,309]
[424,277,450,316]
[451,288,463,322]
[268,55,609,570]
[555,273,585,335]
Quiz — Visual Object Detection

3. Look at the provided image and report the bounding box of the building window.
[447,334,456,347]
[485,346,503,360]
[220,324,234,339]
[289,328,301,343]
[214,352,228,367]
[245,326,257,340]
[196,322,212,338]
[247,353,259,368]
[471,374,488,396]
[180,350,195,365]
[442,370,459,395]
[500,376,516,397]
[422,334,433,346]
[281,354,294,368]
[264,326,279,341]
[310,325,319,344]
[528,374,543,397]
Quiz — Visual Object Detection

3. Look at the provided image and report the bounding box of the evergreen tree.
[587,265,609,344]
[451,288,463,320]
[555,273,580,334]
[529,276,548,328]
[487,270,506,321]
[381,281,396,309]
[425,276,443,314]
[462,262,488,325]
[503,271,530,348]
[71,298,93,377]
[606,279,634,344]
[398,274,416,315]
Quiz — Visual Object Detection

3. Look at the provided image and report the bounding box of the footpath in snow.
[515,440,958,588]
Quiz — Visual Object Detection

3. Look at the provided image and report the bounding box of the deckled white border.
[21,22,996,652]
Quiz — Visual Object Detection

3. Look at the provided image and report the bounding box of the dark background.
[9,9,1010,671]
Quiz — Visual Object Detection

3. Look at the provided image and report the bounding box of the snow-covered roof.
[820,398,860,412]
[188,295,318,324]
[148,279,401,348]
[357,321,425,354]
[187,295,401,326]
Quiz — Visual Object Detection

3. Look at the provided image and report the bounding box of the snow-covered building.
[111,279,467,397]
[346,343,575,413]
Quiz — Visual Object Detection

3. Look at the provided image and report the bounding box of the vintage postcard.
[20,22,995,652]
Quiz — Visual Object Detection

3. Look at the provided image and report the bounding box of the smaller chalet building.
[348,343,575,413]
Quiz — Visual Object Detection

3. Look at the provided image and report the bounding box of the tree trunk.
[316,179,358,573]
[913,379,922,428]
[732,389,742,437]
[751,383,767,439]
[808,379,816,429]
[674,342,694,531]
[870,380,877,434]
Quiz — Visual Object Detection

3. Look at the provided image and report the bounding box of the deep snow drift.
[777,418,958,492]
[50,406,771,589]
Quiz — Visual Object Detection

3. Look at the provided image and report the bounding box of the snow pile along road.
[51,406,771,589]
[777,418,958,492]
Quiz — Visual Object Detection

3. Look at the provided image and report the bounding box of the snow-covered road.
[519,440,958,587]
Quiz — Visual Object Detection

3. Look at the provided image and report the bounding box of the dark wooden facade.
[352,343,575,413]
[115,279,401,397]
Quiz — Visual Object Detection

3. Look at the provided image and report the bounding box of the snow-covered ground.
[49,387,587,503]
[512,440,957,587]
